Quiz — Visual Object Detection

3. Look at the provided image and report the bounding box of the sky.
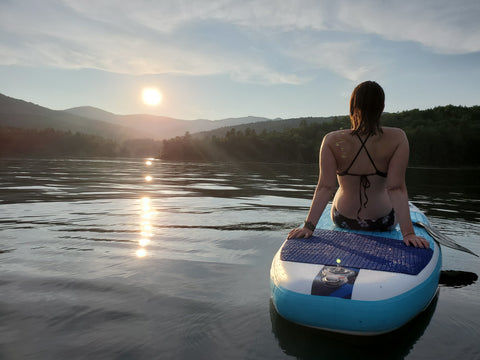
[1,0,480,120]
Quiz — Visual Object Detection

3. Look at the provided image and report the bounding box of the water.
[0,158,479,360]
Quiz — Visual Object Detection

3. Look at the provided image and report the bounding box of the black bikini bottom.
[332,206,396,231]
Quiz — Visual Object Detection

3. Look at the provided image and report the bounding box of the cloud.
[1,0,479,84]
[336,0,480,55]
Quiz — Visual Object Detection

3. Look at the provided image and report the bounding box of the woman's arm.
[386,130,430,248]
[288,134,338,239]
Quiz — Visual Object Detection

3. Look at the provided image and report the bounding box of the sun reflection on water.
[136,159,156,258]
[141,212,153,220]
[139,238,150,247]
[136,248,147,258]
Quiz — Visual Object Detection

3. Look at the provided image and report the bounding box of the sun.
[142,88,162,106]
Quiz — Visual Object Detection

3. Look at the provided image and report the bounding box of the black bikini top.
[337,133,388,218]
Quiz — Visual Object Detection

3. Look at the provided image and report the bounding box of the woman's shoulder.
[322,130,349,150]
[380,127,407,142]
[381,127,406,136]
[324,129,350,141]
[379,127,408,154]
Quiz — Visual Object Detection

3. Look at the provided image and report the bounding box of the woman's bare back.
[324,127,405,219]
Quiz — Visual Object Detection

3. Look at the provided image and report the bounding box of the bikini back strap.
[337,133,387,177]
[337,133,372,176]
[359,134,386,176]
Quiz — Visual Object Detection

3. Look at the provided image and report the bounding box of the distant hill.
[0,94,142,140]
[3,96,478,166]
[64,107,273,139]
[194,116,341,138]
[0,93,274,140]
[63,106,119,123]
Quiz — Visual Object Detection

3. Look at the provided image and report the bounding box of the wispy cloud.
[336,0,480,55]
[1,0,478,84]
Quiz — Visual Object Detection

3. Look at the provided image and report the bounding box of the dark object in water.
[439,270,478,288]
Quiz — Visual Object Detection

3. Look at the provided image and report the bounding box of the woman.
[288,81,429,248]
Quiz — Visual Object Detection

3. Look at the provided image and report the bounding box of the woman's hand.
[403,233,430,248]
[287,227,313,239]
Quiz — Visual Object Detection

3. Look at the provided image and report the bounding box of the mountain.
[194,116,339,138]
[0,94,143,140]
[0,93,274,140]
[65,106,273,139]
[62,106,119,123]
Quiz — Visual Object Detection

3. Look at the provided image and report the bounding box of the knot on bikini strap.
[357,175,371,218]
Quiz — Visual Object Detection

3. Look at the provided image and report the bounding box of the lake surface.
[1,158,479,360]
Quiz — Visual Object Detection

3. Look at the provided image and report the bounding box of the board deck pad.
[281,229,433,275]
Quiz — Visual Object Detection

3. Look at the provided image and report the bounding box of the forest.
[1,105,479,167]
[160,105,480,167]
[0,127,162,158]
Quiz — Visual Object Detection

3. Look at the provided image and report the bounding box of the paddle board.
[270,203,441,335]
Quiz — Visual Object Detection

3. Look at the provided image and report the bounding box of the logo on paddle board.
[311,266,359,298]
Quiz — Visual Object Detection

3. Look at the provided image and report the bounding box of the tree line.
[0,127,162,158]
[160,105,480,167]
[2,105,479,167]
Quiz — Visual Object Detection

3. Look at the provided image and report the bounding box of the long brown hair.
[349,81,385,135]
